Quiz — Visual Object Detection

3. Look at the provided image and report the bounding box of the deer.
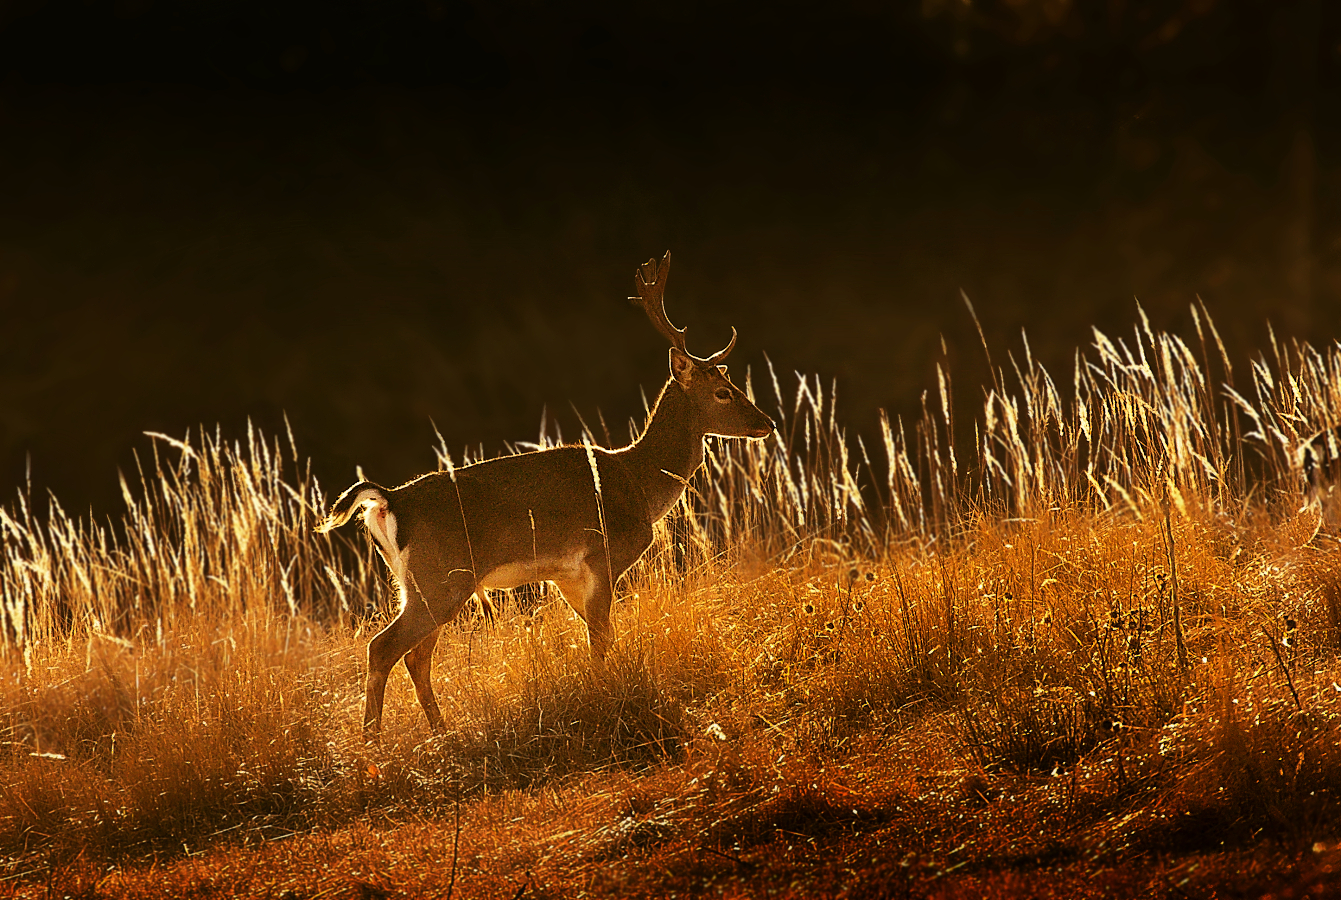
[317,252,775,738]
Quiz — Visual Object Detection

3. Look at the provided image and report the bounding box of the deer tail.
[316,481,388,533]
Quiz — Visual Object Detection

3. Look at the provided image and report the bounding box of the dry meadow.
[2,307,1340,898]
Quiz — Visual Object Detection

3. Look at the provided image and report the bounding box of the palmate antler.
[630,252,685,353]
[630,251,737,364]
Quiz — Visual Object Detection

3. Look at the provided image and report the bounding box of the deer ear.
[669,347,695,386]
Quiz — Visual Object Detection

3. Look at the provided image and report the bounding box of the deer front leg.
[585,577,614,661]
[555,561,614,661]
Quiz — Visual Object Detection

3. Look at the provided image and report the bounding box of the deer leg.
[365,601,433,741]
[581,529,652,662]
[364,562,474,740]
[403,626,445,732]
[585,584,614,662]
[584,570,615,661]
[556,562,614,662]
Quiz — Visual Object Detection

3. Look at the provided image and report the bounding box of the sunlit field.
[2,307,1340,898]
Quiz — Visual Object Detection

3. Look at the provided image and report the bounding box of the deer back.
[385,446,655,579]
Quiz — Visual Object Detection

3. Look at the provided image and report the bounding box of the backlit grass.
[1,308,1340,896]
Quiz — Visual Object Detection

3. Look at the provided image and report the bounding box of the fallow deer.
[318,252,775,738]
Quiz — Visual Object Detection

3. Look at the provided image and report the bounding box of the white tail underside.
[356,489,407,584]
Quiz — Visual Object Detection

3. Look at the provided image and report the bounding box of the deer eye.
[714,388,732,402]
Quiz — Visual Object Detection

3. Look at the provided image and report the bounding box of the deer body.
[320,253,773,737]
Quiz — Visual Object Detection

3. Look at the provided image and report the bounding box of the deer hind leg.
[403,626,445,732]
[364,557,475,740]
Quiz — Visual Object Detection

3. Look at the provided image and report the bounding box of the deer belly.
[479,550,586,590]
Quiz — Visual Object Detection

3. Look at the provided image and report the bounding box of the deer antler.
[630,251,737,364]
[702,327,736,365]
[630,251,686,354]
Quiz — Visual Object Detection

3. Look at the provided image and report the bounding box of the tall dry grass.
[1,305,1340,878]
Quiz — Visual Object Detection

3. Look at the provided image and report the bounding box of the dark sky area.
[0,0,1336,514]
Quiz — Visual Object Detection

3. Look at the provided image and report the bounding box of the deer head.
[631,252,773,439]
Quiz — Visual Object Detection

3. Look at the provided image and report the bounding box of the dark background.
[0,0,1336,514]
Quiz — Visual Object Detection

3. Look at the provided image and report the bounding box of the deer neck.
[621,379,706,521]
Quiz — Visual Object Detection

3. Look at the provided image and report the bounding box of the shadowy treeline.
[2,1,1328,104]
[0,0,1337,515]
